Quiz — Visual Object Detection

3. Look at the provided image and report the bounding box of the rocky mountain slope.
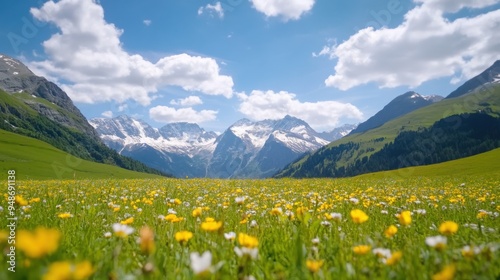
[91,115,355,178]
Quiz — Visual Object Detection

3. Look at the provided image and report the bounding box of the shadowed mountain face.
[350,91,443,135]
[0,54,98,138]
[447,60,500,99]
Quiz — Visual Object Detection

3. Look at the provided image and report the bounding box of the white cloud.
[118,103,128,112]
[29,0,233,106]
[198,2,224,18]
[170,96,203,107]
[237,90,363,130]
[101,110,113,118]
[149,106,217,123]
[143,19,152,26]
[250,0,315,21]
[319,0,500,90]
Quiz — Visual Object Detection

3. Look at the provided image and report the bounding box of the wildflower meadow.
[1,176,499,279]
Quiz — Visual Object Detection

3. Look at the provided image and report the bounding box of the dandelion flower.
[58,212,73,219]
[306,260,324,273]
[42,261,94,280]
[385,251,403,266]
[384,225,398,238]
[270,207,283,216]
[112,223,134,238]
[175,231,193,244]
[192,207,202,218]
[350,209,369,224]
[120,217,134,225]
[238,233,259,249]
[432,264,456,280]
[201,218,222,232]
[15,195,28,206]
[17,227,61,259]
[353,245,371,255]
[438,221,458,235]
[397,211,412,226]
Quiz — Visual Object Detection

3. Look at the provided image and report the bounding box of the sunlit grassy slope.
[357,148,500,179]
[0,129,162,180]
[280,84,500,175]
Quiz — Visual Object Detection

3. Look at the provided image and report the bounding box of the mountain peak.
[350,91,442,134]
[0,54,34,80]
[447,60,500,99]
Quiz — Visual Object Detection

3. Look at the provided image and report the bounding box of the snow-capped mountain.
[91,115,352,178]
[207,115,331,178]
[90,115,218,177]
[319,124,358,141]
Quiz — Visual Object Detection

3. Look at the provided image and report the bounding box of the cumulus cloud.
[198,2,224,18]
[237,90,363,130]
[250,0,315,20]
[170,96,203,107]
[29,0,233,105]
[149,106,217,123]
[101,110,113,118]
[318,0,500,90]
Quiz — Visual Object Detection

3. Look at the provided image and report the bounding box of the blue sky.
[1,0,499,132]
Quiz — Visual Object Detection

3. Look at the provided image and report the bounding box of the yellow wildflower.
[306,260,324,273]
[192,207,202,218]
[175,231,193,244]
[350,209,369,224]
[397,211,412,226]
[384,225,398,238]
[476,211,488,219]
[15,195,28,206]
[58,212,73,219]
[438,221,458,236]
[201,218,222,232]
[120,217,134,225]
[270,207,283,216]
[385,251,403,265]
[42,261,94,280]
[17,227,61,258]
[352,245,371,255]
[238,233,259,249]
[432,264,456,280]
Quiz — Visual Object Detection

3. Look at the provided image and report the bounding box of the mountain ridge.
[91,114,356,178]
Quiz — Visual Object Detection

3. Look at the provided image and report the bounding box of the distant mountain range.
[90,115,357,178]
[276,60,500,178]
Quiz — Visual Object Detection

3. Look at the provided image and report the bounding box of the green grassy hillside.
[0,129,161,180]
[277,84,500,177]
[357,147,500,179]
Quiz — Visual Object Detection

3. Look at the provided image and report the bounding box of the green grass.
[357,148,500,179]
[0,129,161,180]
[1,176,499,279]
